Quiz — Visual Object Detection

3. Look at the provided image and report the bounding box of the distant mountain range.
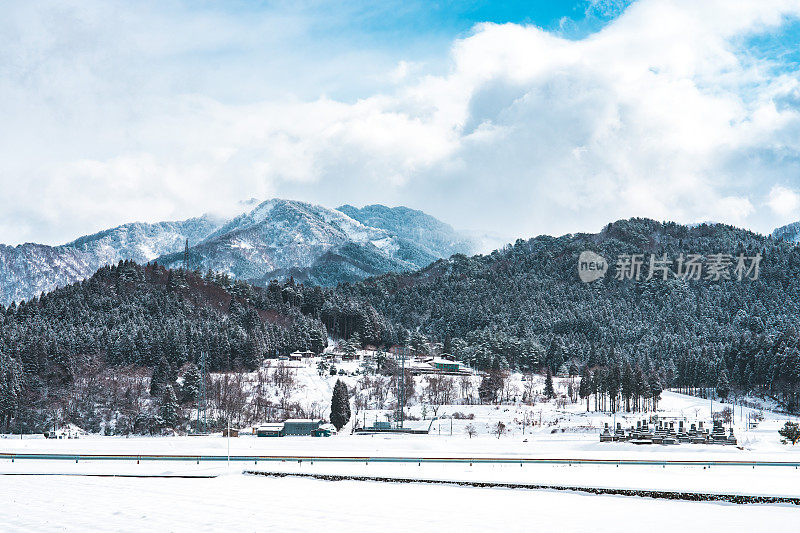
[772,221,800,243]
[0,200,479,305]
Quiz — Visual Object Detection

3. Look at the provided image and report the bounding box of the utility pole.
[710,394,713,423]
[396,346,406,429]
[196,351,207,434]
[400,345,406,429]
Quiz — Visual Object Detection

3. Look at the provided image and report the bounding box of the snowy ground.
[3,390,799,531]
[4,472,798,532]
[5,390,796,461]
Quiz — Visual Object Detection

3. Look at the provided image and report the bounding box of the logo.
[578,251,608,283]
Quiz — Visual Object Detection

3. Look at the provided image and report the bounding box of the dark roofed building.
[282,419,324,436]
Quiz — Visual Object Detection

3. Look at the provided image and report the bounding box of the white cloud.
[2,0,800,245]
[767,185,800,217]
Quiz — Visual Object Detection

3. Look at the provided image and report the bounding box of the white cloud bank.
[2,0,800,245]
[767,185,800,217]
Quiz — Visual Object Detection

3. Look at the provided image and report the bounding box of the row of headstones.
[601,420,736,444]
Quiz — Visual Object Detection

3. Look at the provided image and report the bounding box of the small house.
[256,423,285,437]
[431,358,461,372]
[289,350,314,361]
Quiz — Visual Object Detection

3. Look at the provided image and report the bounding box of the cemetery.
[600,418,737,446]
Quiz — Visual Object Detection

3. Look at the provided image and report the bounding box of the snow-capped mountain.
[0,243,98,304]
[337,204,476,265]
[773,221,800,242]
[157,199,476,286]
[0,216,225,305]
[66,215,224,265]
[0,199,477,304]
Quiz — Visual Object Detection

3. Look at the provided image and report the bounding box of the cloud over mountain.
[2,0,800,244]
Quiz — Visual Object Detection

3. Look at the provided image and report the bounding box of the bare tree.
[523,373,537,405]
[459,375,473,404]
[465,423,477,438]
[271,361,296,393]
[424,375,454,417]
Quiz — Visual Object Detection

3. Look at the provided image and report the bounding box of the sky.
[2,0,800,246]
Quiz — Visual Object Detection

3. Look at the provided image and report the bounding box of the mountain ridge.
[0,199,478,304]
[773,221,800,242]
[155,199,461,287]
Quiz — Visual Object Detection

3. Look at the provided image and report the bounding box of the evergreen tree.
[716,368,731,400]
[649,372,663,411]
[150,356,172,397]
[622,362,634,412]
[779,421,800,445]
[159,386,179,429]
[478,374,497,404]
[330,379,351,431]
[0,352,23,431]
[579,367,591,411]
[544,368,555,399]
[309,328,326,355]
[349,331,362,350]
[181,364,201,405]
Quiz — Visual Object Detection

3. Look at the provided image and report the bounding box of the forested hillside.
[4,217,800,433]
[339,218,800,410]
[0,261,329,431]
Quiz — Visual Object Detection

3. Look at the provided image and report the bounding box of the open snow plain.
[3,391,799,531]
[4,473,798,533]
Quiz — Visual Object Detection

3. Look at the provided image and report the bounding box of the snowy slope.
[66,215,224,265]
[0,243,97,304]
[0,216,224,305]
[1,199,479,303]
[337,204,478,264]
[157,199,435,286]
[772,221,800,242]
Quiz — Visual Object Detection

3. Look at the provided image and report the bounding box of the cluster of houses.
[44,425,86,439]
[283,346,473,376]
[600,419,737,445]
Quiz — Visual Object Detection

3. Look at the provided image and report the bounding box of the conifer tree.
[330,379,350,431]
[579,367,591,411]
[150,356,172,397]
[716,369,731,400]
[544,368,555,399]
[0,352,23,431]
[159,386,179,429]
[181,364,201,405]
[779,421,800,445]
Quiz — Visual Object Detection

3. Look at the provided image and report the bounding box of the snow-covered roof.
[432,358,463,366]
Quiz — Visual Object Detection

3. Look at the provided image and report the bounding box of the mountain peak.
[773,221,800,242]
[0,198,479,304]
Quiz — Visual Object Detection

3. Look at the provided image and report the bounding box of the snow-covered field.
[3,386,799,531]
[4,471,798,532]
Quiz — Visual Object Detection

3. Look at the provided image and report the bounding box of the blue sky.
[2,0,800,246]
